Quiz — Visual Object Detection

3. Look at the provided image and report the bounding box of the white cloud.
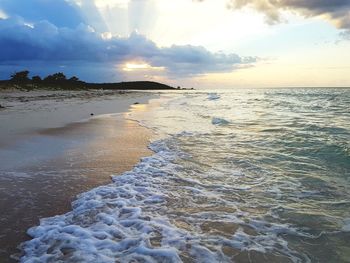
[0,9,8,19]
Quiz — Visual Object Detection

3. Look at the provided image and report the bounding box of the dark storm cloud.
[232,0,350,28]
[196,0,350,29]
[0,18,257,79]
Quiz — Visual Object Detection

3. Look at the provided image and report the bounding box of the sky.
[0,0,349,88]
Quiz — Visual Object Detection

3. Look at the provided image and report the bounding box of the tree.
[52,72,67,81]
[44,72,67,82]
[69,76,79,82]
[10,70,30,82]
[32,76,42,83]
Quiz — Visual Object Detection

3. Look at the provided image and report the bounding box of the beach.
[1,88,350,262]
[18,88,350,263]
[1,0,349,261]
[0,90,156,261]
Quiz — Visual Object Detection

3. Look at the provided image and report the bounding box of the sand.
[0,90,157,262]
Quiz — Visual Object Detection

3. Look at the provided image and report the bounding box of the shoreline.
[0,80,177,92]
[0,89,156,147]
[0,90,158,262]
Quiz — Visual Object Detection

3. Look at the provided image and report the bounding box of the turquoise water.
[22,88,350,262]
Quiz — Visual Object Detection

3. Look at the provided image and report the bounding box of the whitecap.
[212,117,230,126]
[207,93,220,100]
[342,218,350,232]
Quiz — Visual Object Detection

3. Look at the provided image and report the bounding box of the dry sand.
[0,90,157,262]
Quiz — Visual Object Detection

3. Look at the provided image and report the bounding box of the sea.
[20,88,350,262]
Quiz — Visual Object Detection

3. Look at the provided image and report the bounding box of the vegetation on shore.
[0,71,177,91]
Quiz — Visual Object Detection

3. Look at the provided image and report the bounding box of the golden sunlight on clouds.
[122,62,165,72]
[124,63,150,71]
[101,32,112,40]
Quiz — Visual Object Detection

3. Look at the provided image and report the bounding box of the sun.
[124,62,151,71]
[122,62,165,72]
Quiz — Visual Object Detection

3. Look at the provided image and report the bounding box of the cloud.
[196,0,350,30]
[0,0,84,28]
[0,17,257,80]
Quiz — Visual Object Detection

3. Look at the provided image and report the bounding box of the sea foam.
[21,139,233,262]
[21,88,350,262]
[20,136,311,263]
[211,117,230,126]
[207,93,220,101]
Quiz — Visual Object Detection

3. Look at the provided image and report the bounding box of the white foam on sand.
[20,139,197,262]
[20,137,311,263]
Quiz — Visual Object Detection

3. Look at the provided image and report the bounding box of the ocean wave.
[20,139,185,262]
[20,136,310,263]
[20,88,350,262]
[211,117,230,126]
[342,218,350,232]
[207,93,220,101]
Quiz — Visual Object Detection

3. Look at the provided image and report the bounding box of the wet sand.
[0,92,156,262]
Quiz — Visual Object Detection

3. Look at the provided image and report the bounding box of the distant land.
[0,71,179,91]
